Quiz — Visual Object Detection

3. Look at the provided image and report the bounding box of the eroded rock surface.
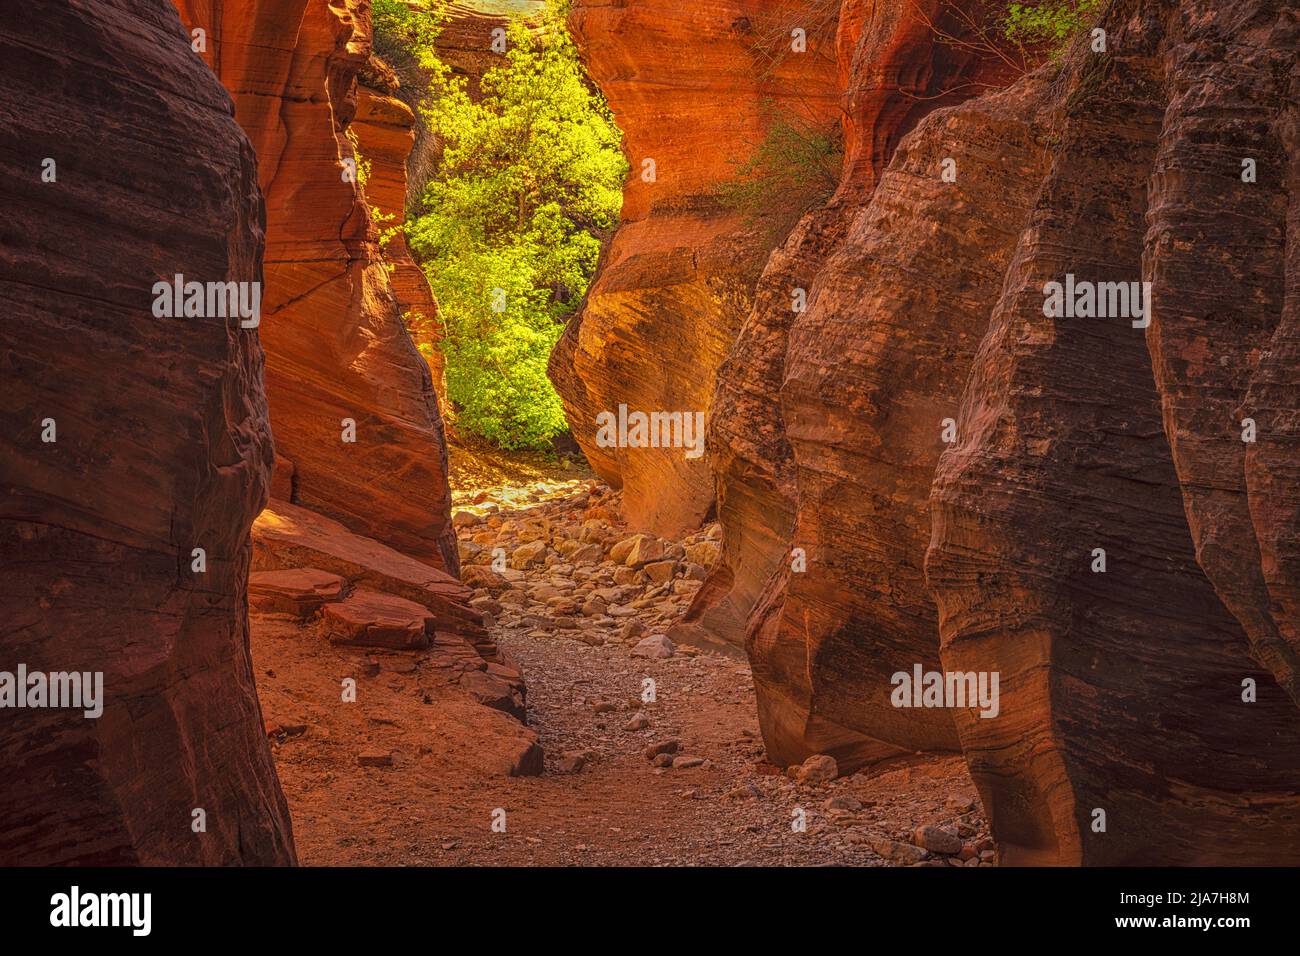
[353,76,447,398]
[550,0,842,537]
[687,0,1300,864]
[0,0,293,864]
[173,0,458,571]
[927,0,1300,865]
[691,0,1017,681]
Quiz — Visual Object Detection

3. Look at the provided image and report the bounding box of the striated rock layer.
[173,0,458,572]
[0,0,293,864]
[927,0,1300,866]
[353,72,447,397]
[686,0,1019,681]
[551,0,842,537]
[681,0,1300,863]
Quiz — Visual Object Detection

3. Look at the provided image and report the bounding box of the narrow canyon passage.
[252,453,992,866]
[6,0,1300,876]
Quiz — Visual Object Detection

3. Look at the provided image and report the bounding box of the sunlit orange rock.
[173,0,458,571]
[550,0,842,537]
[353,73,447,398]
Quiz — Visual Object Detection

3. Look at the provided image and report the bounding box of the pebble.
[357,750,393,768]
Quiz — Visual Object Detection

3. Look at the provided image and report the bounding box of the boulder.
[631,634,675,659]
[249,569,346,618]
[253,500,491,652]
[321,589,434,649]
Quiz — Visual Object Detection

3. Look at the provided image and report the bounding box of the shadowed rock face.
[0,0,294,864]
[928,0,1300,866]
[550,0,842,538]
[594,0,1300,863]
[173,0,458,572]
[1142,0,1300,706]
[687,0,1021,772]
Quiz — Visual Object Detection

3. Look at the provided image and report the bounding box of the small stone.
[913,824,963,855]
[644,738,681,760]
[553,752,586,774]
[945,793,978,814]
[510,540,547,570]
[591,699,620,714]
[672,756,704,769]
[570,543,604,564]
[357,750,393,768]
[608,535,646,565]
[683,539,720,567]
[631,634,675,659]
[623,535,666,568]
[824,794,863,812]
[651,753,674,768]
[794,753,838,786]
[724,783,763,800]
[451,510,481,529]
[871,839,928,864]
[623,713,650,732]
[642,559,677,584]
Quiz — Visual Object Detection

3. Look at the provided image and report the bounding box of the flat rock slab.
[254,500,491,651]
[322,589,434,650]
[249,568,345,619]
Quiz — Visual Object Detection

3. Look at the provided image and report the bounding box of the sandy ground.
[253,448,993,866]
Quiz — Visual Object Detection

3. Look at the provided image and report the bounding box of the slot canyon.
[2,0,1299,871]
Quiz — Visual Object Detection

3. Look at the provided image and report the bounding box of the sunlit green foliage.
[378,0,625,449]
[1002,0,1104,58]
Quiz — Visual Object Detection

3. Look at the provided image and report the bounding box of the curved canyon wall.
[0,0,294,864]
[550,0,842,537]
[926,0,1300,865]
[573,0,1300,863]
[353,64,448,397]
[174,0,458,572]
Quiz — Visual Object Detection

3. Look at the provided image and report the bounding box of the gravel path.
[261,461,995,866]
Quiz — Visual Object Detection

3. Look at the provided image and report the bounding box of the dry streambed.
[253,474,993,866]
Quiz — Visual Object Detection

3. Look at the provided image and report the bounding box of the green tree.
[400,1,626,449]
